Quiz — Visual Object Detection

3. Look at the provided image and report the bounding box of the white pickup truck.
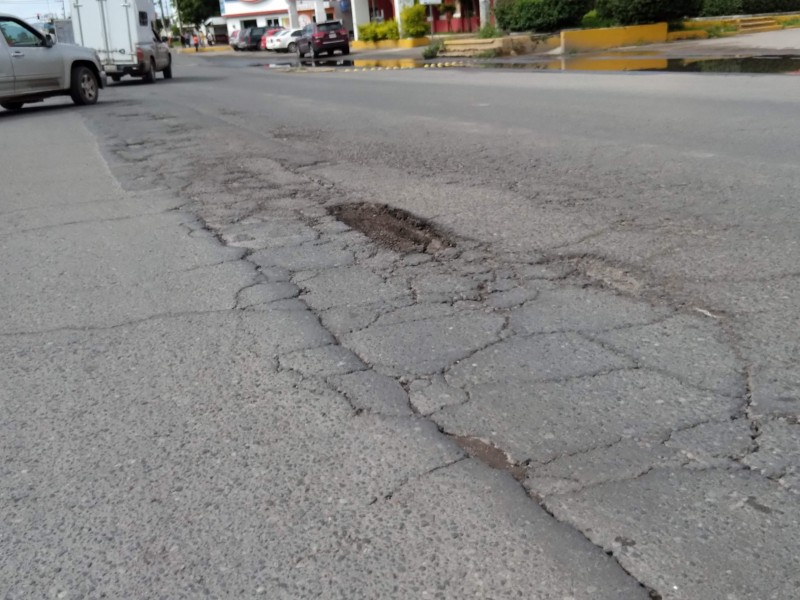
[0,14,107,111]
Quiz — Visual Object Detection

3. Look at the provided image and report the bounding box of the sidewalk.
[0,112,644,597]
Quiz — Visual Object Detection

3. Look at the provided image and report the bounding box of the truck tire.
[1,102,24,111]
[69,65,99,105]
[163,58,173,80]
[142,59,156,83]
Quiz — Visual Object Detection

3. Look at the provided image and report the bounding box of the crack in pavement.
[77,92,800,600]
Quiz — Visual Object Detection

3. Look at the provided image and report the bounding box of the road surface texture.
[627,27,800,57]
[1,55,798,600]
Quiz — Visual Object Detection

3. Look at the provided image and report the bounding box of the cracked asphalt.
[1,55,799,599]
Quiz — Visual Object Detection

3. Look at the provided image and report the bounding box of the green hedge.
[702,0,800,15]
[700,0,742,15]
[400,3,429,37]
[596,0,701,24]
[494,0,592,31]
[741,0,800,12]
[358,20,400,41]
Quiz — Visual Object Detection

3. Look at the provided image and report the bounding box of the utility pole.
[158,0,169,32]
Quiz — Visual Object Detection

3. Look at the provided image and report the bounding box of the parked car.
[296,20,349,58]
[236,27,251,50]
[241,27,266,51]
[267,29,302,53]
[259,27,284,50]
[229,29,241,51]
[0,13,107,111]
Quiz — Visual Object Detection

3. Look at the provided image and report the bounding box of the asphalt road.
[2,54,799,599]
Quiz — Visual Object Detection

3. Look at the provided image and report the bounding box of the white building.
[220,0,386,41]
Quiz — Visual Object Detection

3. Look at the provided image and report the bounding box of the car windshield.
[317,22,342,32]
[253,28,265,35]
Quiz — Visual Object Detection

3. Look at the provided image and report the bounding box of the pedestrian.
[192,33,199,52]
[206,31,215,46]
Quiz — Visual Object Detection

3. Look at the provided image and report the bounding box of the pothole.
[329,202,454,254]
[450,435,527,482]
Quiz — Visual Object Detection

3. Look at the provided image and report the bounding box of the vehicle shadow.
[109,75,223,86]
[0,98,131,119]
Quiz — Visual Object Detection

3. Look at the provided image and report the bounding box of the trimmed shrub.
[358,20,400,41]
[741,0,800,12]
[401,3,430,38]
[494,0,518,29]
[596,0,701,25]
[700,0,742,15]
[494,0,593,31]
[581,8,619,26]
[377,20,400,39]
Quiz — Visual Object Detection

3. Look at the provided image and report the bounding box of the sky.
[0,0,175,23]
[0,0,72,21]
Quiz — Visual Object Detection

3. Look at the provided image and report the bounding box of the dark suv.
[296,21,349,58]
[241,27,266,51]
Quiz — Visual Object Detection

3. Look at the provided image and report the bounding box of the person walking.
[192,32,199,52]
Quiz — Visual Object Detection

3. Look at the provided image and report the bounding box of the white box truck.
[72,0,172,82]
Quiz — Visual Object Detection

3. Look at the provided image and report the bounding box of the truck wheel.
[1,102,24,111]
[297,44,305,58]
[163,58,173,80]
[70,66,99,105]
[142,59,156,83]
[342,45,350,55]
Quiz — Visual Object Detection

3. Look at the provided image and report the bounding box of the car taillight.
[136,47,144,62]
[313,32,325,40]
[339,28,347,37]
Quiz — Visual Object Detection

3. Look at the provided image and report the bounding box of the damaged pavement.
[2,61,799,600]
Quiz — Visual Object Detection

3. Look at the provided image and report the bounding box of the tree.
[174,0,219,26]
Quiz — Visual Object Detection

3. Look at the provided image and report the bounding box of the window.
[317,21,342,32]
[241,19,257,28]
[0,18,44,48]
[139,11,148,26]
[266,19,280,27]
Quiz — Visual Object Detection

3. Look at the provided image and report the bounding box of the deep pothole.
[329,202,454,254]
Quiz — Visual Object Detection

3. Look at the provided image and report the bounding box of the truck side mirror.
[45,34,54,47]
[161,36,168,43]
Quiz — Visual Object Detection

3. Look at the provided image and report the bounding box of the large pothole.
[329,202,454,254]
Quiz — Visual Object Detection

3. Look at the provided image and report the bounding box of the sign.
[419,0,438,4]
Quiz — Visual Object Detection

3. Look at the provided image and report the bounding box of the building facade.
[220,0,406,40]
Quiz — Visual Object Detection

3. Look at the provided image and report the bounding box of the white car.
[1,14,107,111]
[268,29,303,53]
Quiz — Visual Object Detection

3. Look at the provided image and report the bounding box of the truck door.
[0,17,63,95]
[0,31,14,96]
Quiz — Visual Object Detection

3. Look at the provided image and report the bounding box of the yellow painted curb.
[561,23,668,53]
[352,37,429,50]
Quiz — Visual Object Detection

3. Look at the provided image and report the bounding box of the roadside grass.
[781,17,800,27]
[704,24,738,37]
[476,48,502,58]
